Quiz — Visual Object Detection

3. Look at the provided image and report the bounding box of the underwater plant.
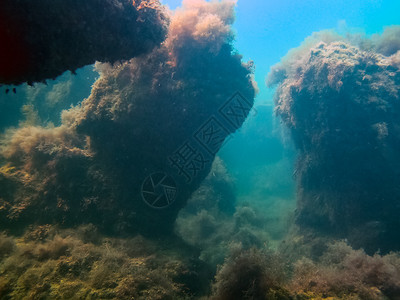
[0,224,213,299]
[0,66,98,133]
[175,157,272,269]
[211,246,292,300]
[290,241,400,300]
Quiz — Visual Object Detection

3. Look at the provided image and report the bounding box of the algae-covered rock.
[211,247,293,300]
[0,0,167,86]
[66,0,255,235]
[0,0,255,236]
[268,29,400,253]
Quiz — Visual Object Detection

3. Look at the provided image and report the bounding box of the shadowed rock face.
[0,0,256,237]
[0,0,168,86]
[67,0,256,235]
[268,31,400,253]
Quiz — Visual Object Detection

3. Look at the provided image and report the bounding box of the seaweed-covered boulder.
[0,0,167,86]
[67,0,256,235]
[0,0,256,237]
[268,30,400,253]
[211,248,292,300]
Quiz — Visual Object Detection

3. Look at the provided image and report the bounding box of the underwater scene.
[0,0,400,299]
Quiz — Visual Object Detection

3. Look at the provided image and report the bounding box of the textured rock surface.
[268,32,400,253]
[0,0,167,85]
[0,0,256,236]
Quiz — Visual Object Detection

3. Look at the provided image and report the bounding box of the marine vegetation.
[0,224,212,299]
[1,153,399,299]
[0,67,97,132]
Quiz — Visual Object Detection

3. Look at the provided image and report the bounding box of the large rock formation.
[0,0,256,237]
[0,0,167,85]
[268,28,400,253]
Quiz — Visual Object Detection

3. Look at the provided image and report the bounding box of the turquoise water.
[164,0,400,102]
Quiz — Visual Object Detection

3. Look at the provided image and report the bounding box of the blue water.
[163,0,400,103]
